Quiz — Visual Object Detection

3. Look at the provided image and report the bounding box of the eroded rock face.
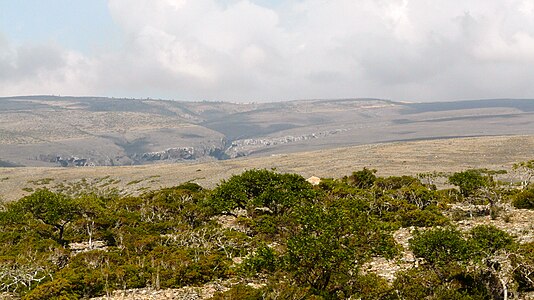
[224,129,349,158]
[37,155,94,167]
[132,147,197,161]
[34,144,231,167]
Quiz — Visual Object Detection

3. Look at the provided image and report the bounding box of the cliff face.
[33,143,229,167]
[224,129,349,158]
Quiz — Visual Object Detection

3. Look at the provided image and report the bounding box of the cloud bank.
[2,0,534,102]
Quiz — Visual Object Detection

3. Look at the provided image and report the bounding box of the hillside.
[1,135,534,202]
[1,96,534,167]
[1,153,534,299]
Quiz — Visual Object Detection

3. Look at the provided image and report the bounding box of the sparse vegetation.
[27,178,54,185]
[0,165,533,299]
[126,179,144,186]
[1,96,534,168]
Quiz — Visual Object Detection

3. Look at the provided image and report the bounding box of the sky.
[1,0,534,102]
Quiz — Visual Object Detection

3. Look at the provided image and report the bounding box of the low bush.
[211,284,263,300]
[513,188,534,209]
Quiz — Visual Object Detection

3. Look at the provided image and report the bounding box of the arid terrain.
[1,135,533,202]
[2,97,534,299]
[1,135,534,300]
[1,96,534,167]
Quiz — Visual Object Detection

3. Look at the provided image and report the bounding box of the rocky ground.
[364,204,534,282]
[89,282,229,300]
[87,205,534,300]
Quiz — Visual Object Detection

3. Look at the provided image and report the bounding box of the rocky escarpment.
[34,145,229,167]
[31,129,350,166]
[130,145,230,163]
[36,155,95,167]
[130,147,197,161]
[224,129,349,158]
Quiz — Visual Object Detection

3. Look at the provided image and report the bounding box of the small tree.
[410,227,471,268]
[209,169,315,215]
[469,225,517,300]
[285,197,397,297]
[448,170,491,198]
[346,168,377,189]
[448,169,502,217]
[417,171,447,189]
[73,194,110,248]
[12,189,79,246]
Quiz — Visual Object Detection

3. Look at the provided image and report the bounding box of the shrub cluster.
[0,166,532,299]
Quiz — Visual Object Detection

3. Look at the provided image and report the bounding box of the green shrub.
[284,198,397,297]
[22,278,78,300]
[2,166,531,299]
[211,284,263,300]
[55,251,113,298]
[393,268,441,300]
[318,178,358,197]
[175,182,203,192]
[209,169,316,215]
[370,195,448,228]
[345,168,377,189]
[398,185,438,209]
[349,273,393,299]
[448,170,491,197]
[262,282,315,299]
[513,188,534,209]
[375,175,420,190]
[242,245,278,274]
[393,266,487,300]
[513,242,534,292]
[149,248,230,288]
[10,189,80,245]
[400,208,449,227]
[410,227,471,266]
[432,286,480,300]
[469,225,515,256]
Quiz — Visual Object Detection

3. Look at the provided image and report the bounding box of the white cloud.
[519,0,534,15]
[0,37,98,96]
[2,0,534,101]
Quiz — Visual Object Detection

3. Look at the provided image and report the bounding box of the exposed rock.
[89,279,265,300]
[224,129,349,158]
[132,147,197,162]
[364,205,534,285]
[362,227,417,282]
[37,154,95,167]
[452,204,534,243]
[69,240,107,254]
[306,176,321,185]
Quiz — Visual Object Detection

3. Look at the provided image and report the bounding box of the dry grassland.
[1,135,533,202]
